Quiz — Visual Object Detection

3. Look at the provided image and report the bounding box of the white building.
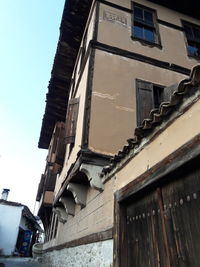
[0,190,41,256]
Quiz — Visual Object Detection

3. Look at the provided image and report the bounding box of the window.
[49,213,56,240]
[136,80,164,126]
[64,97,80,145]
[53,216,58,239]
[183,21,200,58]
[132,3,160,45]
[47,122,66,169]
[55,123,66,167]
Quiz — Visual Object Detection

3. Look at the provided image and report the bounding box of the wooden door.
[162,161,200,267]
[126,190,168,267]
[126,158,200,266]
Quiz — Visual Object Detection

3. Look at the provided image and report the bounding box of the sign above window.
[103,10,128,27]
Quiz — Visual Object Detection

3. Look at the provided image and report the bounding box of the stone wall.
[43,239,113,267]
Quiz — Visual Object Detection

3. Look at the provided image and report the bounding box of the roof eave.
[38,0,93,149]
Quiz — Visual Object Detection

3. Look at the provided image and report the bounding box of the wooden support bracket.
[59,196,75,216]
[80,163,104,191]
[67,183,88,208]
[53,207,68,224]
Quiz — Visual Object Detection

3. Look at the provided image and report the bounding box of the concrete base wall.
[43,239,113,267]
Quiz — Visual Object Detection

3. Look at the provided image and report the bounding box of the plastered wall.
[44,97,200,251]
[44,191,54,204]
[98,0,200,69]
[88,49,188,155]
[114,98,200,190]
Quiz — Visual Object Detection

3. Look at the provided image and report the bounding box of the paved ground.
[0,257,42,267]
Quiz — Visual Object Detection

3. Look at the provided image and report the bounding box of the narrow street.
[0,257,41,267]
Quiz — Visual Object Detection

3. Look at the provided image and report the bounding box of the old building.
[36,0,200,265]
[0,189,41,257]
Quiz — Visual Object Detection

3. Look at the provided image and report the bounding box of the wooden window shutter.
[52,126,59,153]
[45,169,57,191]
[79,29,88,72]
[55,122,66,166]
[163,84,177,102]
[136,80,154,126]
[65,97,80,144]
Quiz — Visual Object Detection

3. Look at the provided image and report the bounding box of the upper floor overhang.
[38,0,199,150]
[38,0,93,149]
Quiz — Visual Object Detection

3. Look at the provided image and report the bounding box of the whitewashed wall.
[0,204,23,255]
[43,239,113,267]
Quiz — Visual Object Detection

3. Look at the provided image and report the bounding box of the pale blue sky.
[0,0,65,211]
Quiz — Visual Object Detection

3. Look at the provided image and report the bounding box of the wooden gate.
[114,142,200,267]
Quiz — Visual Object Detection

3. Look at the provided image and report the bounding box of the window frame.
[131,2,161,47]
[136,79,164,126]
[182,20,200,59]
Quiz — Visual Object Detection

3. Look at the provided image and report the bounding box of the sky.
[0,0,65,212]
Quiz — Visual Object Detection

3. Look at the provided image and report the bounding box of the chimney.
[1,188,10,201]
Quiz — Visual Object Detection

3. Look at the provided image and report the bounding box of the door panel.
[126,191,167,267]
[162,164,200,267]
[125,159,200,267]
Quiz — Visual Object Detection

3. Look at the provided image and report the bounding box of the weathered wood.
[126,190,168,267]
[161,158,200,266]
[44,170,57,192]
[113,200,127,267]
[55,122,66,167]
[156,188,171,267]
[53,216,59,239]
[82,48,96,147]
[114,135,200,266]
[36,174,45,201]
[65,98,80,145]
[136,80,154,126]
